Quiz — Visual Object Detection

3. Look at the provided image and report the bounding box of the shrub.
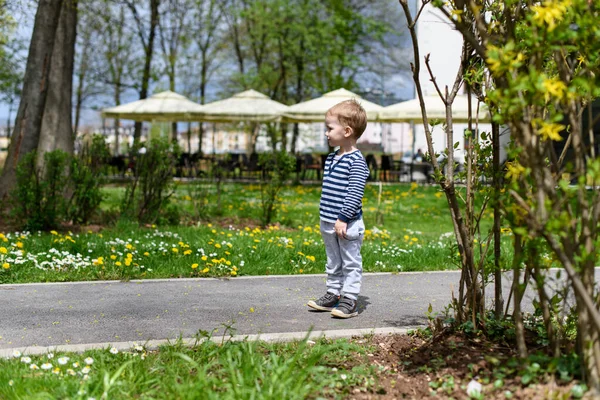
[258,151,296,227]
[65,135,110,224]
[12,150,69,230]
[121,139,178,224]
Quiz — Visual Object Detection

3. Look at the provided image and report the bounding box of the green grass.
[0,336,376,399]
[0,182,516,284]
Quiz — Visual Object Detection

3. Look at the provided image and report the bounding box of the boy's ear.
[344,126,354,137]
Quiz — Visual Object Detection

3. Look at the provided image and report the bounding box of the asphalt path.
[0,271,553,353]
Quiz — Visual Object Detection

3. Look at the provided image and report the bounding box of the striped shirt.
[319,150,370,223]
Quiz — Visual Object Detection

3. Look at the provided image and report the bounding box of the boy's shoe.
[307,292,340,311]
[331,296,358,318]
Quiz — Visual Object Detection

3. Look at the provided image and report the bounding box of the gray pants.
[320,218,365,300]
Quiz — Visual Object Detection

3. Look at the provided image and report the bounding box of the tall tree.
[0,1,24,138]
[221,0,389,151]
[0,0,64,199]
[188,0,225,154]
[72,1,105,135]
[158,0,191,142]
[37,0,78,167]
[125,0,160,148]
[99,2,138,155]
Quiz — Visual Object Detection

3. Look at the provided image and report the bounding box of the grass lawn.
[0,182,515,284]
[0,335,377,400]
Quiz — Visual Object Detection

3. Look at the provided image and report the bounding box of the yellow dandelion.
[183,250,192,255]
[202,267,209,273]
[115,261,122,266]
[201,255,208,261]
[172,248,179,253]
[0,247,7,254]
[2,262,9,270]
[110,255,117,260]
[15,242,23,249]
[50,230,58,235]
[215,243,222,249]
[144,252,150,256]
[191,263,198,269]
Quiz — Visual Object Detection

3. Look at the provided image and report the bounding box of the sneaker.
[331,296,358,318]
[307,292,340,311]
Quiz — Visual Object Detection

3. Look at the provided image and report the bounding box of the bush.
[121,139,178,224]
[12,150,69,230]
[65,135,110,224]
[258,151,296,227]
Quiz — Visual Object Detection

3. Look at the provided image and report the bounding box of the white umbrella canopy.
[282,88,383,122]
[101,90,204,122]
[378,94,491,123]
[191,89,289,122]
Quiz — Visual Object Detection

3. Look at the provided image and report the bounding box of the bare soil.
[346,332,587,399]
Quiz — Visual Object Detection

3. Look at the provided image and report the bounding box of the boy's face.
[325,114,352,147]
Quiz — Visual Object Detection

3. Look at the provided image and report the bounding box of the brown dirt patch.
[346,332,586,399]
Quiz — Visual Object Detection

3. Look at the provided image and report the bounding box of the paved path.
[0,271,538,354]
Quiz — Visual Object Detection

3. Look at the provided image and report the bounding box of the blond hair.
[326,99,367,138]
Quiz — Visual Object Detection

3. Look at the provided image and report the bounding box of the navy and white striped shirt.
[319,150,370,223]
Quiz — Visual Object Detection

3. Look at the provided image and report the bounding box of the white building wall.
[414,3,491,164]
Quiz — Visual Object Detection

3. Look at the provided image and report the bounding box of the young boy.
[307,99,369,318]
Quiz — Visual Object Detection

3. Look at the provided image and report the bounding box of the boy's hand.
[335,219,347,239]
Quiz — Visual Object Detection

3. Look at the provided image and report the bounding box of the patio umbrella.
[282,88,383,122]
[378,94,490,123]
[191,89,289,122]
[101,90,204,122]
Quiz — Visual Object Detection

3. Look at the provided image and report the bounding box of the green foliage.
[0,336,371,399]
[12,151,70,230]
[121,139,178,224]
[229,0,391,102]
[10,139,109,229]
[65,136,110,224]
[258,151,296,227]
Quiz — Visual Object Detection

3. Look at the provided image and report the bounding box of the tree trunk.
[37,0,78,169]
[198,122,204,155]
[291,123,299,154]
[0,0,64,199]
[132,0,159,148]
[113,87,121,156]
[187,122,191,154]
[492,122,503,318]
[512,234,528,359]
